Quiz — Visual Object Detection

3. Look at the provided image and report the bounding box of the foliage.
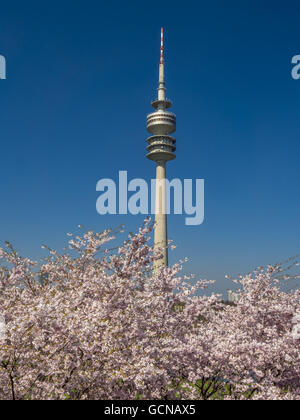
[0,220,299,400]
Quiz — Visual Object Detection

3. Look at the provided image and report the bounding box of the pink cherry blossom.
[0,220,299,400]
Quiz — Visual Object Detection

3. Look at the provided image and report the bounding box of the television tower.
[146,28,176,272]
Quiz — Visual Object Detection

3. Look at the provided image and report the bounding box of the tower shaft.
[153,160,168,270]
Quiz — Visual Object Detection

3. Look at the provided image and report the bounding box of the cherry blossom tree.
[0,220,299,400]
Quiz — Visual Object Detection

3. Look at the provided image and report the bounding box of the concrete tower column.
[154,160,168,271]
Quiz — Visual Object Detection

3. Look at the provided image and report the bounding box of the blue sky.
[0,0,300,296]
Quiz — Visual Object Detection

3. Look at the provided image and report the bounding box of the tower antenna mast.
[160,27,164,64]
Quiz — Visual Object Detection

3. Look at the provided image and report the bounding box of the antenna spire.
[160,27,164,64]
[158,27,165,101]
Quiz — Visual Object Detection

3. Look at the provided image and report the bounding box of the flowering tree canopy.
[0,220,299,400]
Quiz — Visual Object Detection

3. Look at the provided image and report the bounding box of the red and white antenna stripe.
[160,27,164,63]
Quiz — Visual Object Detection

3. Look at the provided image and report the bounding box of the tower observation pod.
[146,28,176,273]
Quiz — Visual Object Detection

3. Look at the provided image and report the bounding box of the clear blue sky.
[1,0,300,296]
